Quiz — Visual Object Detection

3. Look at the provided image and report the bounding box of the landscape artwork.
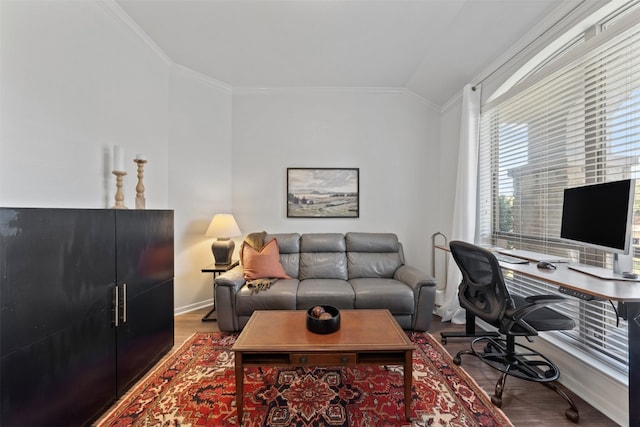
[287,168,359,218]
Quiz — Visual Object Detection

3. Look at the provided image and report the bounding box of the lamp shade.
[205,214,241,265]
[205,214,241,238]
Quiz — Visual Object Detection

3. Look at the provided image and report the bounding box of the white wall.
[437,97,462,240]
[231,88,440,273]
[0,0,170,209]
[168,66,233,311]
[0,0,239,315]
[0,0,451,312]
[0,0,442,312]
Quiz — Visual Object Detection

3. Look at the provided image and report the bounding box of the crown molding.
[172,65,233,93]
[440,90,463,114]
[402,89,440,112]
[233,86,404,95]
[232,86,438,109]
[97,0,173,66]
[93,1,442,111]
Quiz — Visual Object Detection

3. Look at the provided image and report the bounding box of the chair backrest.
[449,241,514,324]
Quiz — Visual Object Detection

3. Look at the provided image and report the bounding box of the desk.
[201,260,239,322]
[435,244,640,426]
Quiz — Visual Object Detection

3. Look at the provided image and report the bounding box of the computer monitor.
[560,179,635,255]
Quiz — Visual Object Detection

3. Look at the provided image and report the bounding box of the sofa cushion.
[266,233,300,253]
[345,232,399,252]
[266,233,300,278]
[299,233,348,280]
[350,278,415,314]
[296,279,354,309]
[347,252,402,278]
[300,253,348,280]
[301,233,346,252]
[241,239,291,280]
[236,278,299,315]
[346,232,403,278]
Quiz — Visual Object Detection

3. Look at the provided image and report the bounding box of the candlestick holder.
[111,171,128,209]
[134,159,148,209]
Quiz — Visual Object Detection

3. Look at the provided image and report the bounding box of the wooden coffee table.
[232,309,414,422]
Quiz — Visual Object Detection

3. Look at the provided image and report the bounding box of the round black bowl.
[306,305,340,334]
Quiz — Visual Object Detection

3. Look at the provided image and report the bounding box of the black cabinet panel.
[0,208,174,426]
[116,210,174,299]
[115,209,174,396]
[116,279,174,395]
[0,209,117,427]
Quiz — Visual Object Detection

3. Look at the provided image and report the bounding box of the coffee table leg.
[235,352,243,423]
[405,350,412,420]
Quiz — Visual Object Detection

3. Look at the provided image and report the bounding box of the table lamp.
[205,214,242,265]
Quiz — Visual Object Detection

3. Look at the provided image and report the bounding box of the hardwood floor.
[133,308,619,426]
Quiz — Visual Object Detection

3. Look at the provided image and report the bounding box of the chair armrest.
[525,295,566,305]
[394,265,437,291]
[214,265,246,293]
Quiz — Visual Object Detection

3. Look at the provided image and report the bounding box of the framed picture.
[287,168,359,218]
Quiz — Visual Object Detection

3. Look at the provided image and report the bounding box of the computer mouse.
[537,261,557,270]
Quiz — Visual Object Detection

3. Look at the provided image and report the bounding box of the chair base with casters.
[453,333,580,423]
[440,310,499,345]
[444,240,580,423]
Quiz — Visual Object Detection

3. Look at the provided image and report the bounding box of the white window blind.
[478,8,640,372]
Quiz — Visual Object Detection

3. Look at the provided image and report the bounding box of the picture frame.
[287,168,359,218]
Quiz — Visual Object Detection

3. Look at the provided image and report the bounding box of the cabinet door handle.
[113,285,119,327]
[122,283,127,324]
[299,356,307,364]
[341,356,349,364]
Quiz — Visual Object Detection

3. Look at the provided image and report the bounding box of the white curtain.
[436,84,481,323]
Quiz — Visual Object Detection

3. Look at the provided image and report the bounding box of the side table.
[201,260,239,322]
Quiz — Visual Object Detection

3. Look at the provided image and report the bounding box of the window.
[478,6,640,373]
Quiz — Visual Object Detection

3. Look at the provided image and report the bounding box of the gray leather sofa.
[214,232,437,332]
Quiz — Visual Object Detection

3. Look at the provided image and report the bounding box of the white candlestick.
[135,153,146,161]
[113,146,124,171]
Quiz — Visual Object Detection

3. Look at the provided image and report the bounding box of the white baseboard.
[174,299,212,316]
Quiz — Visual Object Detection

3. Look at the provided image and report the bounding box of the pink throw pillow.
[241,239,291,280]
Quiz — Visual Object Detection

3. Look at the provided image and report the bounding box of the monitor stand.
[613,253,633,274]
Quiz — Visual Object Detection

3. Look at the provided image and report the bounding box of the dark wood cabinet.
[0,208,174,426]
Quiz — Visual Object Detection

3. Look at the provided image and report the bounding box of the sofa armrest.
[394,264,436,291]
[395,265,437,331]
[214,265,246,292]
[214,265,245,332]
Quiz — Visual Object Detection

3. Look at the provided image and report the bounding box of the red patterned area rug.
[97,332,512,427]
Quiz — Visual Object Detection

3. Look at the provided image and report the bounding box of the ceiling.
[116,0,577,107]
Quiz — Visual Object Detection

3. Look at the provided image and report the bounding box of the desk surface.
[434,244,640,302]
[502,261,640,302]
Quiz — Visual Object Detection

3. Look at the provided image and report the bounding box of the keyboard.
[495,253,530,264]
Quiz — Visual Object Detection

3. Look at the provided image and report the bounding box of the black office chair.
[444,240,580,423]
